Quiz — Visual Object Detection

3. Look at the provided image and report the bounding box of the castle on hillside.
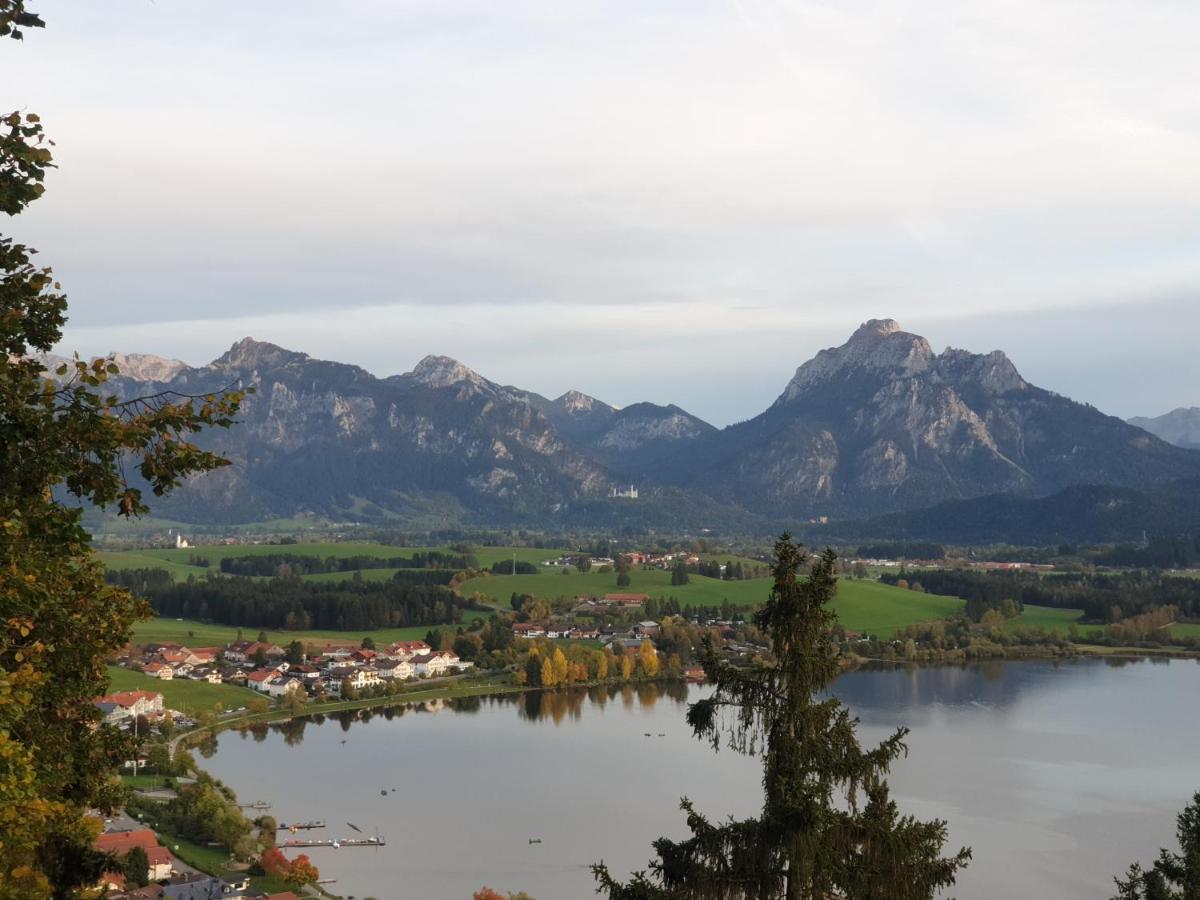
[609,484,638,499]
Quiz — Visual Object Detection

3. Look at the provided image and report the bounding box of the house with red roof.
[142,662,174,680]
[385,640,431,661]
[94,830,174,879]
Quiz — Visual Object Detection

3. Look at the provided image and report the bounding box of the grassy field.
[461,568,772,606]
[1006,604,1086,633]
[129,617,464,649]
[461,570,962,636]
[1171,622,1200,638]
[106,665,259,713]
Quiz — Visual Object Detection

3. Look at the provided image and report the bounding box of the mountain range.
[88,319,1200,536]
[1128,408,1200,451]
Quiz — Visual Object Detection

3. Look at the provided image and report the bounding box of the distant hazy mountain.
[1129,408,1200,450]
[91,322,1200,530]
[827,479,1200,545]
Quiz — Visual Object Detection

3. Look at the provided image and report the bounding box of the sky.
[5,0,1199,425]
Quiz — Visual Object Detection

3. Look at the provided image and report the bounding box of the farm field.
[461,570,963,636]
[1005,604,1086,634]
[1171,622,1200,638]
[129,618,467,649]
[100,543,566,580]
[106,665,258,713]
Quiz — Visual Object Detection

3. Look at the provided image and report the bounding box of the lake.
[201,658,1200,899]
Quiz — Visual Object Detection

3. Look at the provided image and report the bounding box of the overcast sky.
[6,1,1198,425]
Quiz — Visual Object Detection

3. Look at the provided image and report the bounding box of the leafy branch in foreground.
[593,534,970,899]
[1,12,246,895]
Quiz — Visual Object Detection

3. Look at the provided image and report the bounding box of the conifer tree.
[594,534,970,899]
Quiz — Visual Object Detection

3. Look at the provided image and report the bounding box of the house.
[223,641,283,665]
[144,846,175,880]
[109,886,164,900]
[264,676,304,698]
[350,649,378,664]
[287,663,321,683]
[411,652,453,677]
[142,662,174,680]
[246,668,282,692]
[602,593,649,607]
[94,691,164,723]
[634,621,661,637]
[569,624,601,640]
[95,829,159,855]
[433,649,469,671]
[99,871,127,892]
[375,658,413,680]
[94,701,124,725]
[344,668,381,691]
[95,829,173,879]
[512,622,545,638]
[385,640,431,661]
[160,873,229,899]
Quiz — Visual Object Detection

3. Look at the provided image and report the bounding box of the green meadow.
[1006,604,1086,634]
[105,665,258,713]
[460,569,963,636]
[129,618,461,649]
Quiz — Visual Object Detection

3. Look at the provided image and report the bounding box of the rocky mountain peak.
[213,337,306,371]
[408,354,490,391]
[555,389,614,416]
[775,318,933,404]
[849,318,904,343]
[110,352,188,382]
[936,347,1027,394]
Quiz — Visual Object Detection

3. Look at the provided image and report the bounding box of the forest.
[107,569,474,630]
[882,568,1200,623]
[216,549,476,577]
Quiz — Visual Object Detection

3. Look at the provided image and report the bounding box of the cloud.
[2,0,1195,420]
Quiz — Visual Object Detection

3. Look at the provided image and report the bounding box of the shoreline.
[173,641,1200,751]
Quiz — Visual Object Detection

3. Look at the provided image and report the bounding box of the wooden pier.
[279,836,386,849]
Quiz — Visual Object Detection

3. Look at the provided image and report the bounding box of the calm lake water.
[201,658,1200,899]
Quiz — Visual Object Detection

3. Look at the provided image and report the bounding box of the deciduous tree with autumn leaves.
[0,3,245,894]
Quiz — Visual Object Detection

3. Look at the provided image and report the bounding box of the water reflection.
[199,660,1200,900]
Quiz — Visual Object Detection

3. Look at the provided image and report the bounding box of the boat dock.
[279,836,386,849]
[278,821,325,831]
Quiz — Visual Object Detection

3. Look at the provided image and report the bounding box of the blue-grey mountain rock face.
[650,319,1200,518]
[101,322,1200,527]
[1129,408,1200,450]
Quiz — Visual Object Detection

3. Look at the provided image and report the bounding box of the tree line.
[215,549,475,577]
[880,568,1200,623]
[115,572,473,630]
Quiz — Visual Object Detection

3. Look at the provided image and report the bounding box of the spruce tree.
[594,533,970,899]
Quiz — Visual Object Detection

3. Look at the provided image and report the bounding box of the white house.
[142,662,174,680]
[384,640,431,661]
[246,668,282,692]
[411,651,461,677]
[264,676,304,698]
[376,658,414,680]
